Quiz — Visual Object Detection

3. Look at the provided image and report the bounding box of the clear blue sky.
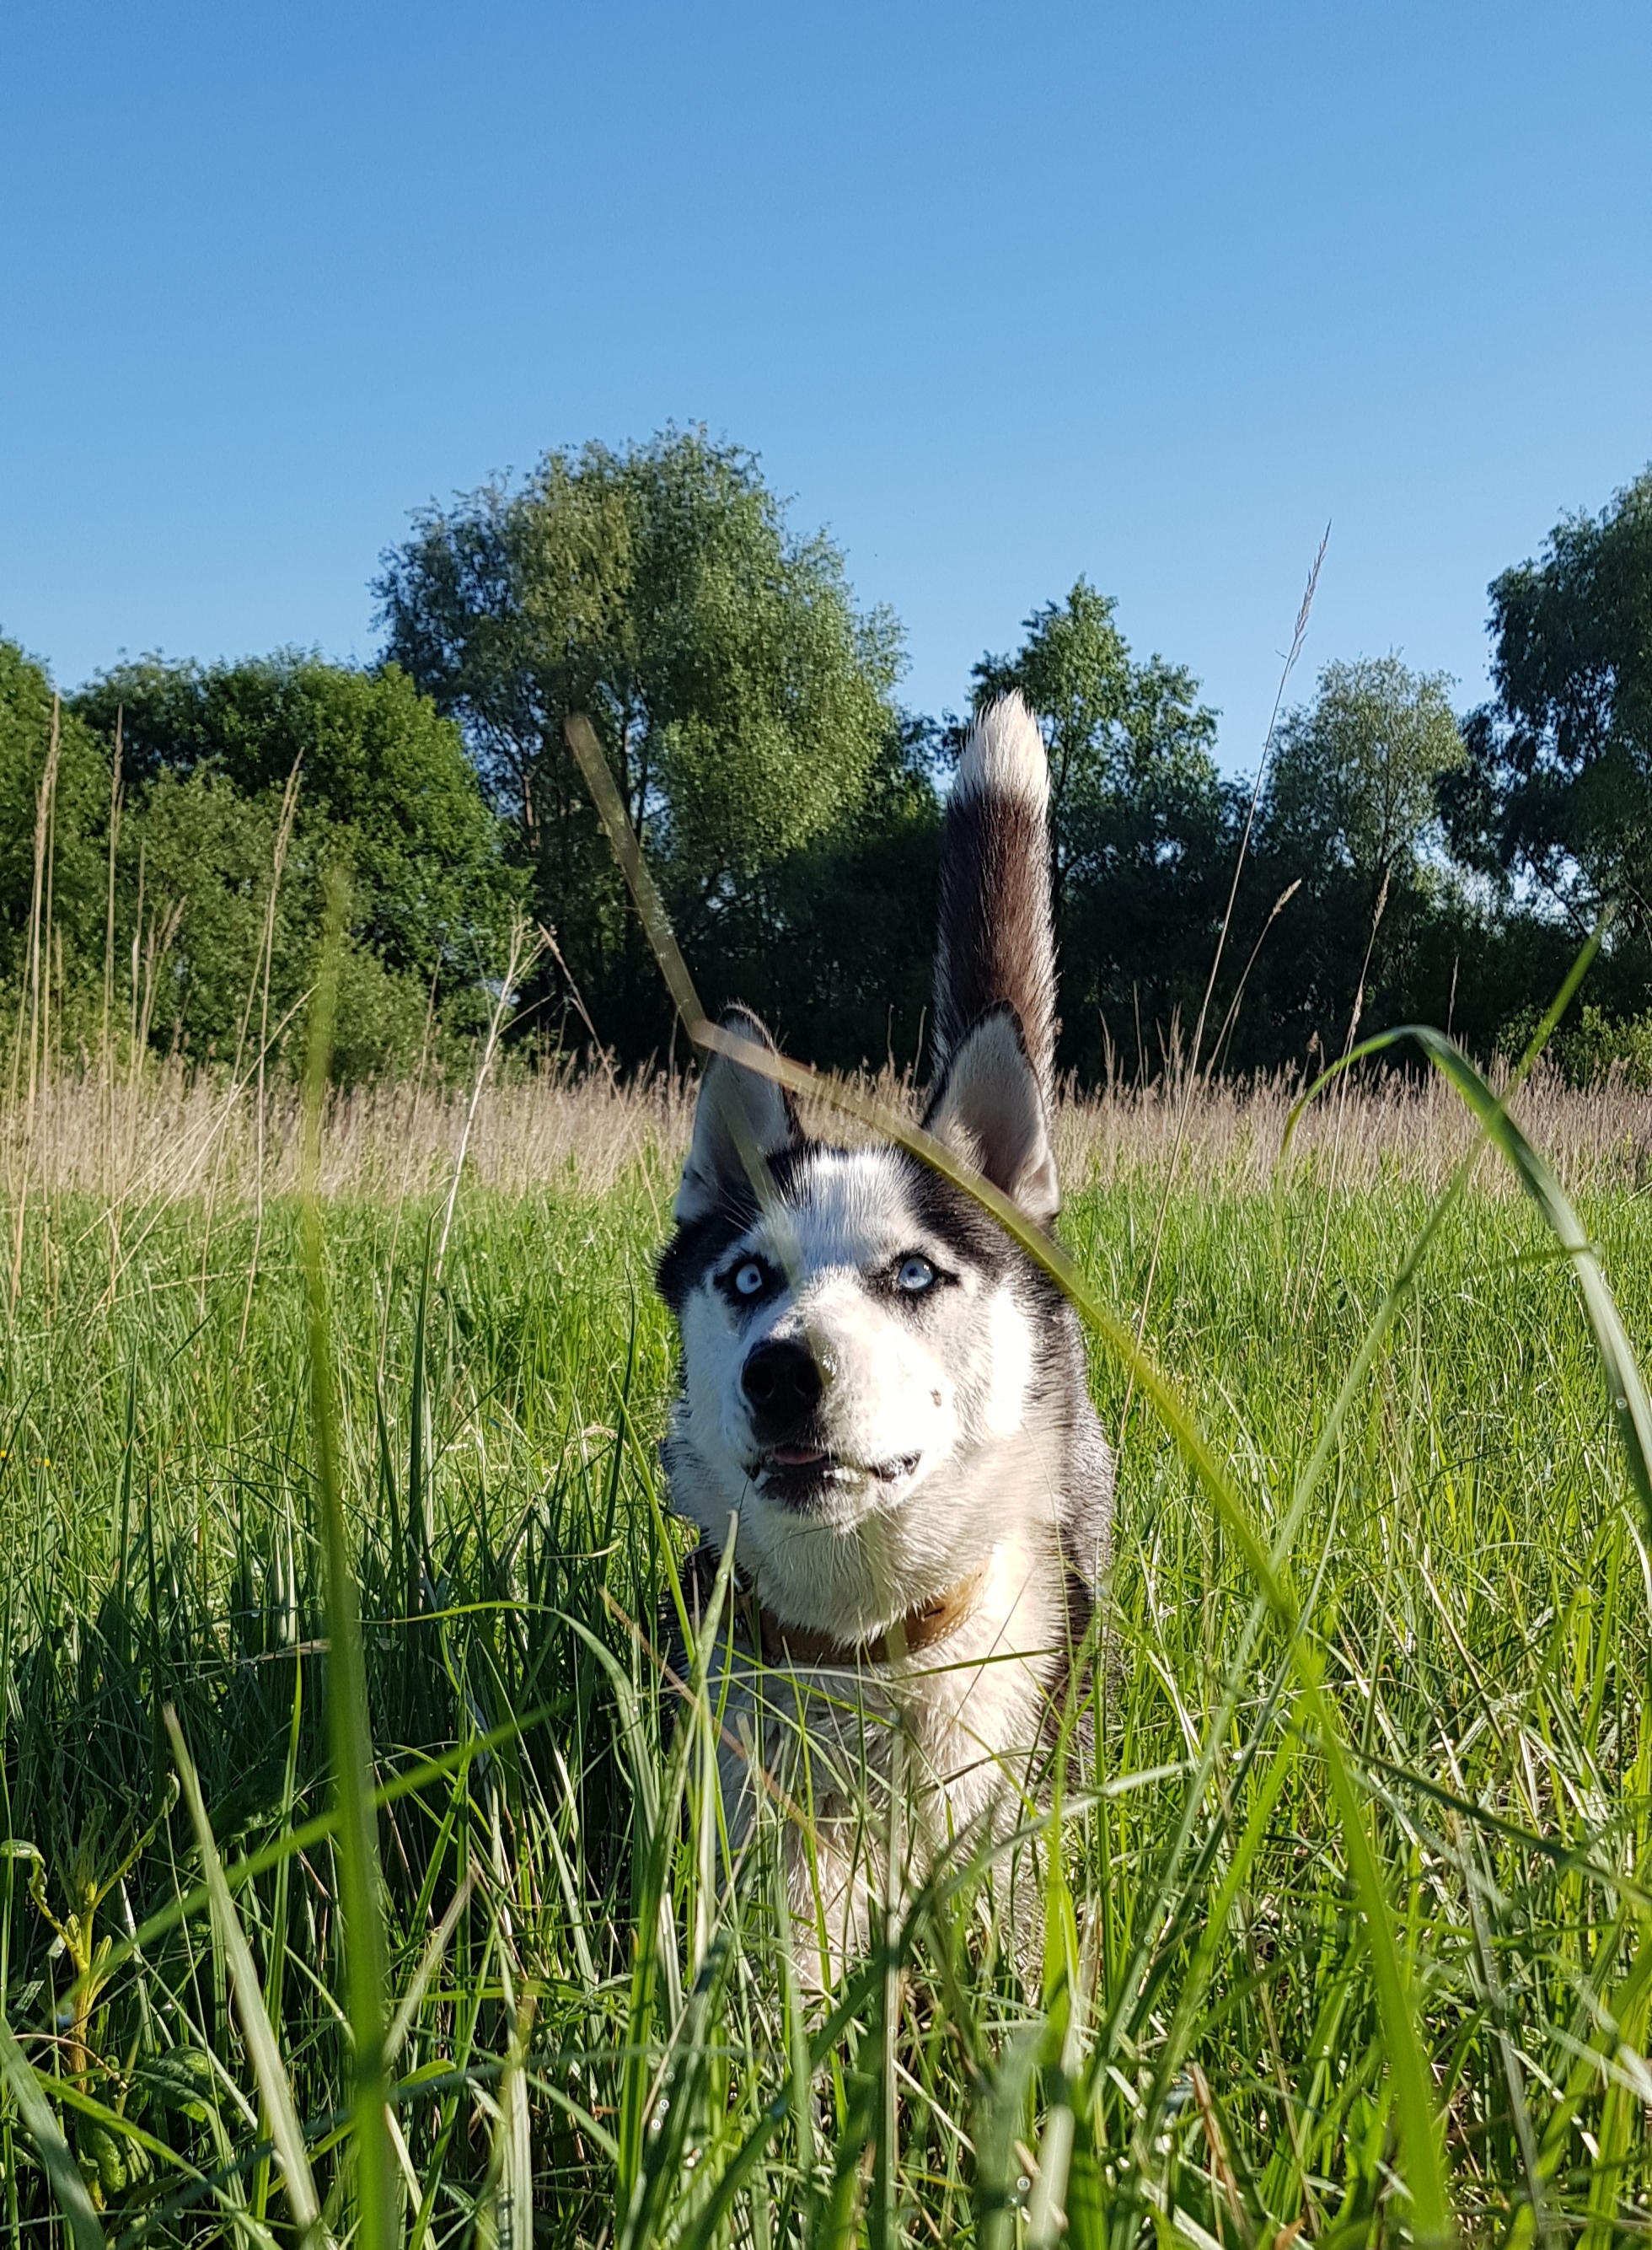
[5,2,1649,773]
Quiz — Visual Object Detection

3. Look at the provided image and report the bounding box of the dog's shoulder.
[1060,1393,1115,1599]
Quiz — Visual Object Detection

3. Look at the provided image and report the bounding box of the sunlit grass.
[0,1120,1649,2245]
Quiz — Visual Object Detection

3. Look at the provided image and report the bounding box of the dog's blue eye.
[895,1256,936,1293]
[732,1260,766,1297]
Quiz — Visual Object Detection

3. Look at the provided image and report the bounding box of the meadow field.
[2,1061,1652,2247]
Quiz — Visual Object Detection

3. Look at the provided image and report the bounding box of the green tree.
[1269,657,1458,917]
[70,654,518,1073]
[1443,468,1652,937]
[972,581,1229,1076]
[122,770,288,1062]
[693,715,942,1071]
[75,654,515,991]
[375,428,903,1056]
[0,640,111,1007]
[1266,656,1463,914]
[1253,655,1466,1066]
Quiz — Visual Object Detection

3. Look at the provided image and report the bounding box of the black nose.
[742,1337,824,1440]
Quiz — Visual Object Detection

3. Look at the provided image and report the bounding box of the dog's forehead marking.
[744,1146,928,1270]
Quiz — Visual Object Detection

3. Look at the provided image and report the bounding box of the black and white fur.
[656,692,1113,1980]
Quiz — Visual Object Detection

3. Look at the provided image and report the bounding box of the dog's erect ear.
[676,1007,801,1224]
[921,1006,1059,1229]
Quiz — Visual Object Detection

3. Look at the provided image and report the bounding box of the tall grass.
[0,1053,1649,2241]
[6,1048,1652,1208]
[8,598,1651,2241]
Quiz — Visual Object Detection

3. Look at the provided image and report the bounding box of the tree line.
[3,428,1649,1087]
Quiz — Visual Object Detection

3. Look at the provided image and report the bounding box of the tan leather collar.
[754,1560,991,1668]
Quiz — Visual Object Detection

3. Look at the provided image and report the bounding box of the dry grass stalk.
[1123,529,1329,1440]
[8,698,64,1307]
[434,917,549,1280]
[1,1053,1649,1227]
[237,756,304,1345]
[101,708,124,1190]
[21,695,62,1127]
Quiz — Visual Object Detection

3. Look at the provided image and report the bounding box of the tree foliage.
[0,642,111,997]
[689,716,941,1071]
[9,438,1652,1089]
[1225,657,1470,1067]
[1445,470,1652,930]
[74,654,516,991]
[376,428,903,1055]
[1265,656,1463,909]
[972,580,1230,1076]
[0,644,517,1081]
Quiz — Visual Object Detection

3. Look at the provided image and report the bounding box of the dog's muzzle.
[741,1336,826,1447]
[740,1336,919,1505]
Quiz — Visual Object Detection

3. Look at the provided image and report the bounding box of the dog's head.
[656,1005,1064,1631]
[657,695,1067,1634]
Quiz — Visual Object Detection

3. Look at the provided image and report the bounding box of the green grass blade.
[71,1708,550,2021]
[300,869,394,2250]
[572,721,1460,2242]
[0,2011,108,2250]
[163,1706,323,2242]
[384,1869,476,2073]
[1302,1020,1652,1531]
[37,2076,206,2188]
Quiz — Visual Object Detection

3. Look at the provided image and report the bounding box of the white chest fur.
[700,1527,1068,1984]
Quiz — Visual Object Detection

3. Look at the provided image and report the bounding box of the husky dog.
[655,691,1113,1980]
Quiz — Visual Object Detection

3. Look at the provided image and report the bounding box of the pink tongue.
[770,1446,827,1468]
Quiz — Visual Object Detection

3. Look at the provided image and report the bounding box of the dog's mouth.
[754,1446,920,1503]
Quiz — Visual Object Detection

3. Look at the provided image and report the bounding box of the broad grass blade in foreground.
[164,1706,324,2242]
[301,869,395,2250]
[0,2015,106,2250]
[565,710,1457,2244]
